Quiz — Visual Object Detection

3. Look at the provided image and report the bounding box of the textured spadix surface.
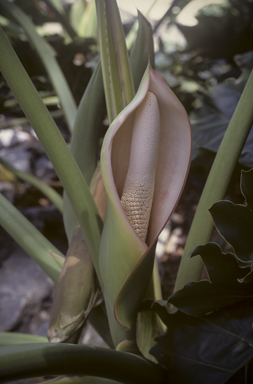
[121,91,160,241]
[99,65,191,343]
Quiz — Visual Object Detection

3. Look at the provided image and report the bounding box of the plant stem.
[0,343,167,384]
[174,69,253,292]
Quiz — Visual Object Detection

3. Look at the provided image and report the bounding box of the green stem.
[0,343,167,384]
[174,69,253,292]
[0,0,77,132]
[0,26,102,279]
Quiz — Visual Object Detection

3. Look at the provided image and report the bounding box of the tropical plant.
[151,168,253,383]
[0,0,253,383]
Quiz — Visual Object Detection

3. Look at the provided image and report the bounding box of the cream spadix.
[121,92,160,241]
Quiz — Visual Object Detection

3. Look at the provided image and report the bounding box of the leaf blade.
[63,60,105,241]
[0,157,63,213]
[151,301,253,384]
[169,243,253,316]
[95,0,134,123]
[0,192,63,283]
[210,201,253,263]
[0,0,77,132]
[0,26,103,276]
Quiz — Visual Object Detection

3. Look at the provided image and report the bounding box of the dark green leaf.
[150,301,253,384]
[169,243,252,316]
[241,169,253,212]
[191,52,253,167]
[177,1,253,58]
[210,201,253,263]
[191,243,248,284]
[0,343,166,384]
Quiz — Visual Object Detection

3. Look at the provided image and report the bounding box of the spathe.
[99,65,192,344]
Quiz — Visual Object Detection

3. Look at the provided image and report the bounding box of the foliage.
[191,52,253,167]
[0,0,253,383]
[155,0,253,169]
[171,168,253,314]
[150,168,253,383]
[151,301,253,384]
[176,0,253,58]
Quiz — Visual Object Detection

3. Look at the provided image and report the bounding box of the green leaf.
[59,61,106,342]
[0,26,102,276]
[46,377,121,384]
[210,201,253,263]
[0,157,63,213]
[0,13,22,36]
[88,303,115,350]
[41,0,77,40]
[95,0,134,123]
[176,1,251,57]
[0,332,48,346]
[115,242,157,329]
[174,66,253,291]
[0,0,77,132]
[191,54,253,167]
[129,11,154,91]
[63,60,105,241]
[0,192,63,283]
[125,0,157,51]
[70,0,98,39]
[46,0,66,16]
[0,343,166,384]
[169,243,252,316]
[135,303,164,362]
[241,168,253,211]
[151,301,253,384]
[190,243,248,284]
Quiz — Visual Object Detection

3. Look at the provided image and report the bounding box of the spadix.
[121,92,160,241]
